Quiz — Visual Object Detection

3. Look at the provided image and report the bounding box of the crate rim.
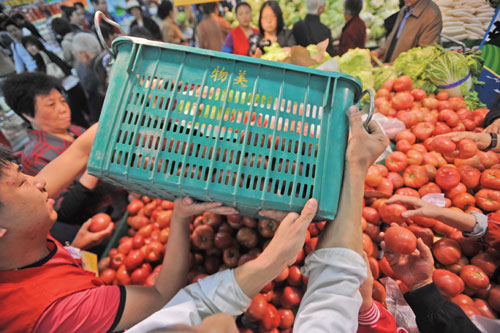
[111,36,363,100]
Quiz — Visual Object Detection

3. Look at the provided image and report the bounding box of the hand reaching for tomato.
[484,118,500,135]
[71,219,114,250]
[172,197,238,220]
[382,236,434,292]
[438,131,491,151]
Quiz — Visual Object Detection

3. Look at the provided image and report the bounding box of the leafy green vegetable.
[393,45,443,80]
[373,66,397,90]
[336,48,374,91]
[423,51,472,97]
[261,43,289,62]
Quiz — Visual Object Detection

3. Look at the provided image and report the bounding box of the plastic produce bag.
[380,277,419,333]
[361,113,403,163]
[470,315,500,333]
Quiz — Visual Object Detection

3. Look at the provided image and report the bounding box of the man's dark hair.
[158,0,174,20]
[259,1,284,35]
[0,145,14,179]
[2,72,63,120]
[50,17,72,37]
[344,0,362,16]
[200,2,218,15]
[21,35,45,51]
[11,13,25,22]
[235,2,251,14]
[1,18,20,30]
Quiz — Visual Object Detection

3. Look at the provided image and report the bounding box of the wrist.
[359,298,373,313]
[408,278,433,292]
[477,133,492,150]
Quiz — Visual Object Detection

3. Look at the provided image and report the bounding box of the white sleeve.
[127,269,251,332]
[294,248,367,333]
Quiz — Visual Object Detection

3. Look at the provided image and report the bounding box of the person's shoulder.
[425,0,443,18]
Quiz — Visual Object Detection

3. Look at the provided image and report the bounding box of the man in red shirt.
[0,117,318,331]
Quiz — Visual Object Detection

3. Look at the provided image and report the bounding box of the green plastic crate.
[88,37,362,220]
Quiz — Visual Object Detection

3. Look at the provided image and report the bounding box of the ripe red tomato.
[281,286,302,309]
[418,182,441,197]
[379,202,407,224]
[100,268,116,285]
[433,221,457,237]
[430,136,456,155]
[191,225,215,250]
[131,266,149,285]
[445,255,469,275]
[393,75,413,92]
[386,151,409,172]
[474,298,497,319]
[376,178,394,195]
[379,256,396,278]
[475,189,500,211]
[146,240,164,262]
[396,139,413,153]
[384,225,417,254]
[372,280,386,305]
[408,224,434,247]
[450,231,481,258]
[471,251,500,278]
[456,139,478,159]
[156,210,172,229]
[432,269,465,297]
[410,88,426,101]
[124,249,145,271]
[435,165,461,190]
[488,285,500,312]
[432,122,452,136]
[395,129,417,144]
[362,207,381,225]
[459,304,482,318]
[387,172,405,189]
[446,182,466,199]
[412,122,435,141]
[460,265,490,290]
[457,165,481,189]
[363,233,375,257]
[403,165,429,188]
[279,309,295,329]
[366,165,383,187]
[452,294,475,307]
[116,265,131,285]
[127,199,144,215]
[407,149,423,165]
[422,97,439,109]
[261,303,280,330]
[433,238,461,265]
[480,169,500,190]
[478,151,500,168]
[90,213,112,232]
[436,91,450,101]
[246,294,268,321]
[395,187,420,198]
[452,192,475,210]
[287,265,302,286]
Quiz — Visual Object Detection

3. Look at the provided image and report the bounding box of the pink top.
[34,285,122,332]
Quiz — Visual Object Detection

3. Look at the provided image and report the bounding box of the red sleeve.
[358,301,398,333]
[486,213,500,253]
[33,285,125,333]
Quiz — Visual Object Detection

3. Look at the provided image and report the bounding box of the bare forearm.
[155,216,191,298]
[317,166,366,255]
[432,208,476,232]
[39,124,98,197]
[234,250,283,298]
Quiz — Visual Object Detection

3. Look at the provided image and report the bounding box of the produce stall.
[93,37,500,331]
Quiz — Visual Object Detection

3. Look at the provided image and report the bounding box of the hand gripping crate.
[88,36,366,220]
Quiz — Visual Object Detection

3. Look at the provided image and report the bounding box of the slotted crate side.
[89,38,360,220]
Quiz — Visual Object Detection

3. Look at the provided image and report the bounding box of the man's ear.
[0,227,7,239]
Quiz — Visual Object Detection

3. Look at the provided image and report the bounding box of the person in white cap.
[126,0,162,41]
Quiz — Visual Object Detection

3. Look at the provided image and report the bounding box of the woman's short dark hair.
[1,18,20,30]
[158,0,174,20]
[344,0,362,16]
[258,1,284,35]
[21,35,45,51]
[2,72,63,119]
[61,5,78,20]
[235,2,251,14]
[50,17,73,37]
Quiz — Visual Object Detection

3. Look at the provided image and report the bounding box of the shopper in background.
[371,0,442,63]
[384,0,406,38]
[61,5,86,33]
[157,0,185,44]
[255,0,295,55]
[292,0,335,56]
[338,0,366,56]
[72,33,106,124]
[221,2,258,55]
[74,2,90,30]
[21,35,90,128]
[11,13,44,41]
[2,72,128,230]
[50,18,78,69]
[126,0,162,41]
[147,0,162,26]
[3,19,53,73]
[197,2,228,51]
[383,231,480,332]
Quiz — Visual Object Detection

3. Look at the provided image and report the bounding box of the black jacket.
[130,16,162,41]
[292,14,334,56]
[405,283,480,333]
[483,93,500,128]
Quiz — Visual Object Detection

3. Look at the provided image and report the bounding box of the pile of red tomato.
[96,75,500,331]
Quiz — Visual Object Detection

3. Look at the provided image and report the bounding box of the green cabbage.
[393,45,443,80]
[423,51,472,97]
[373,66,397,90]
[261,43,288,62]
[337,48,374,91]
